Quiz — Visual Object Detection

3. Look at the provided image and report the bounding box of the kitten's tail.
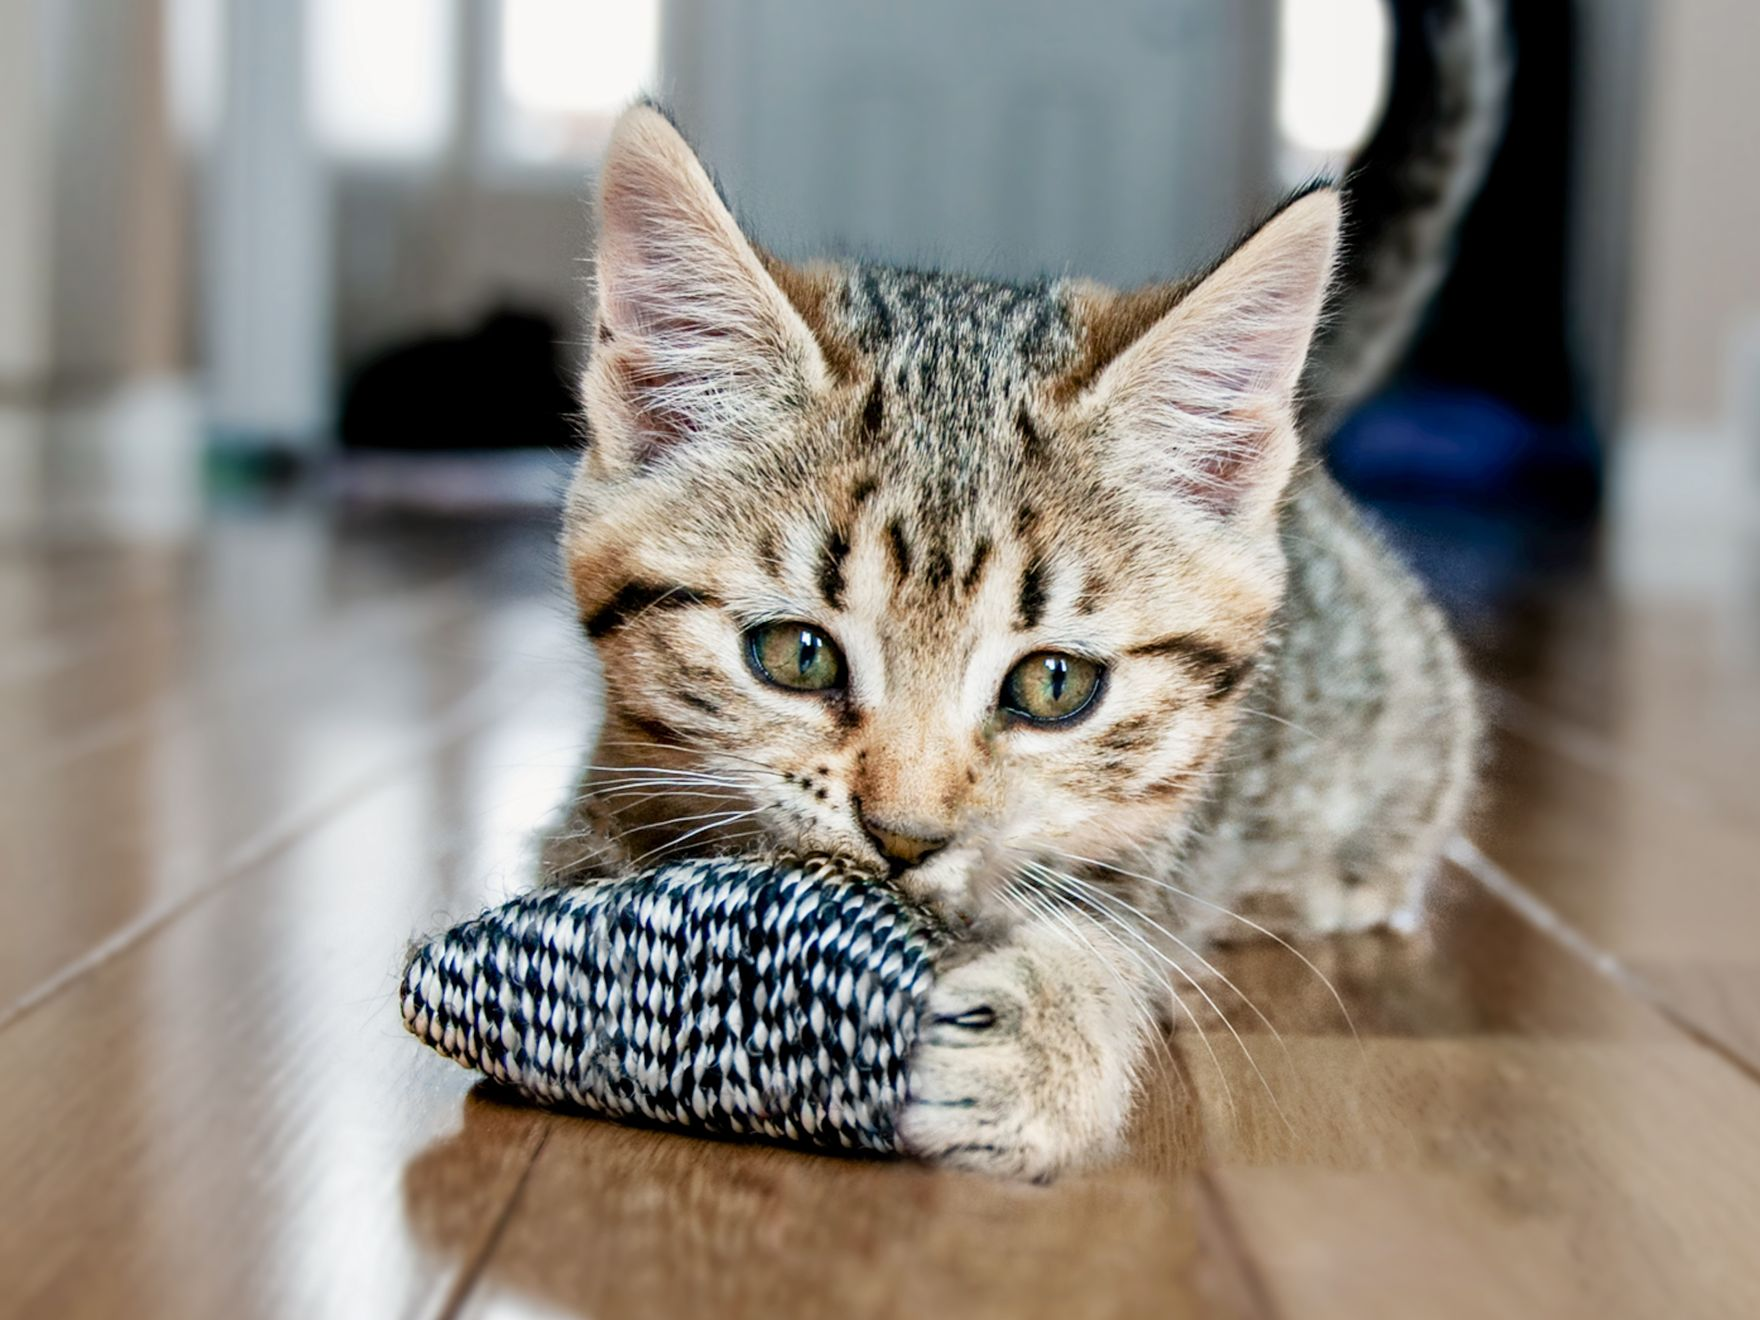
[1299,0,1510,439]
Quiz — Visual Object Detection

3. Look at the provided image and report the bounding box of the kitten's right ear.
[583,105,830,475]
[1073,190,1340,528]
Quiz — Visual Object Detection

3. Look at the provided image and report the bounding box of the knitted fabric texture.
[401,856,944,1154]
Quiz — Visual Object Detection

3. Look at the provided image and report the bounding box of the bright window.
[309,0,457,160]
[494,0,659,165]
[1277,0,1391,159]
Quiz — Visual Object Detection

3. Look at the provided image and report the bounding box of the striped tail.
[1300,0,1511,439]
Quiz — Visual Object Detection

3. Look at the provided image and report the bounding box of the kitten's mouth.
[876,843,994,934]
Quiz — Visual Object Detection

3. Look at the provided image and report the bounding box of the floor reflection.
[403,1086,1199,1318]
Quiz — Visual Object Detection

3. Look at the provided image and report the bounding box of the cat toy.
[400,855,945,1154]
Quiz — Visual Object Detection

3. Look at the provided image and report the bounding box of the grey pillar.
[202,0,331,450]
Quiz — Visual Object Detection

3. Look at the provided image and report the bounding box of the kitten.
[548,0,1504,1178]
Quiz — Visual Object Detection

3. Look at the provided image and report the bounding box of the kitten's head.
[563,106,1338,927]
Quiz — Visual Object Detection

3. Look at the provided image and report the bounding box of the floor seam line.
[0,661,536,1035]
[1447,835,1760,1087]
[428,1123,553,1320]
[1196,1167,1283,1320]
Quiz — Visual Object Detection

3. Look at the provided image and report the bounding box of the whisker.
[1025,862,1293,1133]
[571,768,752,793]
[1002,878,1183,1115]
[542,796,751,848]
[623,825,772,869]
[594,740,790,779]
[1014,863,1239,1120]
[626,807,770,865]
[577,777,747,796]
[1235,706,1319,741]
[1026,863,1299,1133]
[583,787,750,811]
[1028,859,1295,1071]
[626,805,759,833]
[1041,844,1361,1047]
[572,764,750,781]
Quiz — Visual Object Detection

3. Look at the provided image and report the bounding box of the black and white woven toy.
[401,856,946,1154]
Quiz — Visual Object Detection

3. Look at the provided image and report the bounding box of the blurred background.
[0,0,1752,554]
[0,0,1745,626]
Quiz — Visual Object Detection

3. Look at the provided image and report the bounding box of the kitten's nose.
[859,812,951,872]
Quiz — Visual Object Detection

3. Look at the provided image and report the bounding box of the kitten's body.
[1181,471,1480,938]
[548,1,1504,1177]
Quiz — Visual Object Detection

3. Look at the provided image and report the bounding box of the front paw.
[898,937,1139,1180]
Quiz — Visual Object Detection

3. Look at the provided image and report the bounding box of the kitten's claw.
[899,935,1139,1180]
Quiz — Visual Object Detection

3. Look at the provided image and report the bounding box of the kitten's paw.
[1293,860,1435,936]
[898,938,1137,1181]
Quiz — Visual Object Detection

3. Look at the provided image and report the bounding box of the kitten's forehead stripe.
[886,521,913,581]
[1076,573,1107,615]
[818,527,851,609]
[925,548,954,592]
[585,582,717,638]
[961,538,992,595]
[756,529,784,581]
[1018,555,1049,630]
[859,379,884,440]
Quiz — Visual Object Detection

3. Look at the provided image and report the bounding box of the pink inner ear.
[1151,399,1282,518]
[605,347,695,467]
[1117,340,1290,518]
[1173,434,1268,518]
[594,250,757,466]
[1090,192,1338,522]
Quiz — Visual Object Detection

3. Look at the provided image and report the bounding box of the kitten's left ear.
[584,105,831,475]
[1079,190,1341,527]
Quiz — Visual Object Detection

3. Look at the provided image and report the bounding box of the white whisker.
[1042,844,1361,1046]
[1024,861,1292,1133]
[1015,863,1239,1119]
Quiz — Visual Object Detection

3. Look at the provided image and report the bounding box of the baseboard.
[0,374,202,542]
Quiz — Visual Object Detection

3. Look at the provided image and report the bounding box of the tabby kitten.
[550,3,1502,1178]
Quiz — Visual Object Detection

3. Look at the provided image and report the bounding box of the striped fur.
[548,82,1489,1177]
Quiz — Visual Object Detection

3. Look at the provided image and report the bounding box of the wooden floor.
[3,468,1758,1319]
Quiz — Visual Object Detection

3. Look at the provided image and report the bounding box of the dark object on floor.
[1331,385,1601,517]
[340,309,579,452]
[402,856,944,1155]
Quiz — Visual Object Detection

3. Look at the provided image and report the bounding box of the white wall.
[661,0,1279,288]
[2,0,197,539]
[0,0,51,391]
[1627,0,1760,434]
[200,0,331,447]
[316,0,1279,390]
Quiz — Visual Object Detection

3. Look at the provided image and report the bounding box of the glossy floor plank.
[3,485,1758,1318]
[0,533,585,1317]
[1467,724,1760,1075]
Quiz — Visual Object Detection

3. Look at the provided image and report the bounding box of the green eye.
[1001,652,1104,725]
[747,621,846,693]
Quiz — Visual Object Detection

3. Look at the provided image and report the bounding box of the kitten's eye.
[747,621,846,693]
[1001,652,1104,725]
